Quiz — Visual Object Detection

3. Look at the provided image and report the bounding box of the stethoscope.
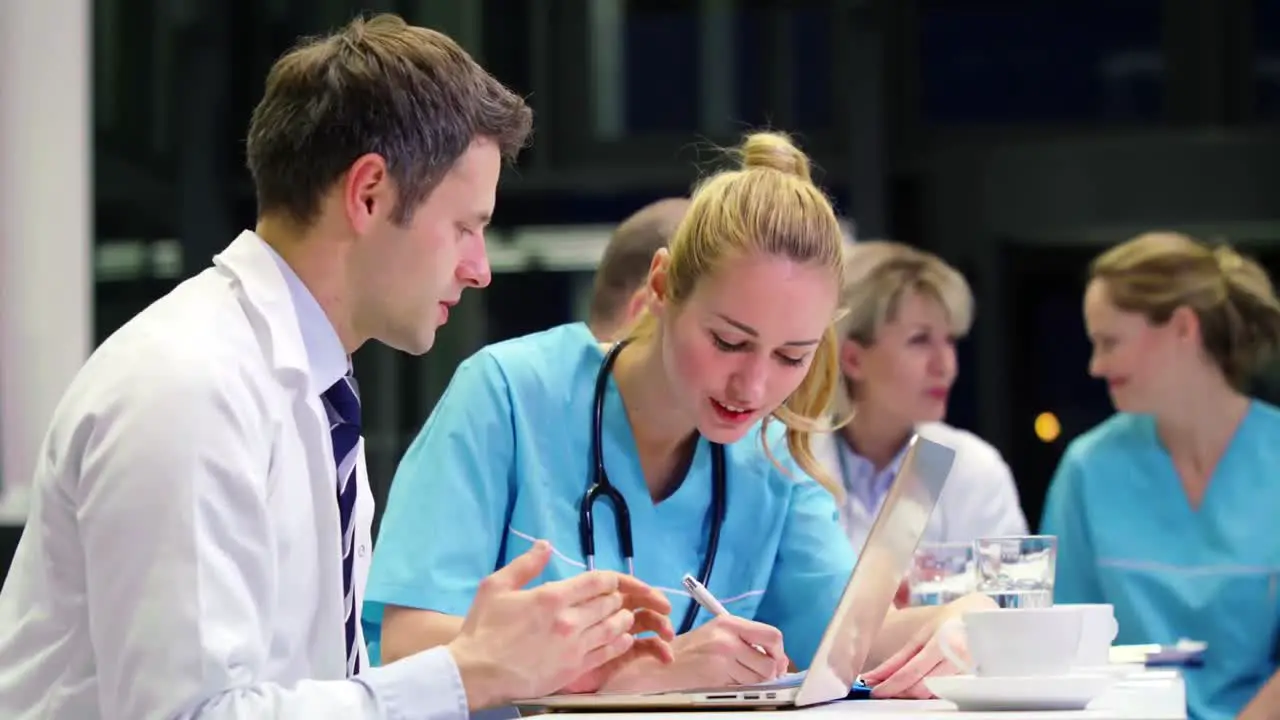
[582,338,727,635]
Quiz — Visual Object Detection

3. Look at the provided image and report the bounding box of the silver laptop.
[515,433,956,712]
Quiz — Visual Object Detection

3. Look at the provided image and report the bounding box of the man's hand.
[555,634,678,695]
[446,541,676,709]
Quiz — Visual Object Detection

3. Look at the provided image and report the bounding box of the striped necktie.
[322,373,362,677]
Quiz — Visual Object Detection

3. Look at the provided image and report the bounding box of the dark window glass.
[792,7,835,131]
[623,4,700,134]
[945,259,982,436]
[494,188,695,227]
[95,0,162,159]
[481,0,534,98]
[601,4,836,138]
[920,0,1164,125]
[1002,244,1107,529]
[1255,0,1280,120]
[734,7,835,131]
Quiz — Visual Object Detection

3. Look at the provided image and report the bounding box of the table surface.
[520,669,1186,720]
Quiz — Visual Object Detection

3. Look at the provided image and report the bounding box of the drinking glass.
[974,535,1056,608]
[907,541,975,606]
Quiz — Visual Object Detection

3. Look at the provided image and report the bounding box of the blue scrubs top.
[1041,400,1280,720]
[363,323,855,669]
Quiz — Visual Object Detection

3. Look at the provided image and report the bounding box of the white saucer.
[925,673,1117,711]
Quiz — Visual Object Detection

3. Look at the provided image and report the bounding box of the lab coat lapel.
[213,231,350,675]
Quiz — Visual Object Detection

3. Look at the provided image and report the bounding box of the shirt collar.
[836,433,914,511]
[260,235,349,392]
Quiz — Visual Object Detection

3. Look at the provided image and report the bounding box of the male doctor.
[0,14,673,720]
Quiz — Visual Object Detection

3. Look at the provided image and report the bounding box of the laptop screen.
[797,433,955,705]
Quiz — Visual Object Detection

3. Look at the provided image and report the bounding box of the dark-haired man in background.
[587,198,690,341]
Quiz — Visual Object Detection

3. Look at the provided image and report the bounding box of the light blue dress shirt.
[364,323,856,672]
[1042,400,1280,720]
[268,248,470,719]
[835,437,909,521]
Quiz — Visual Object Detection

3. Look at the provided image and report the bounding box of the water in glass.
[908,541,975,606]
[974,535,1056,608]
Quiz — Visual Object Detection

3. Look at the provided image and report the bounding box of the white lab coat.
[813,422,1029,553]
[0,233,461,719]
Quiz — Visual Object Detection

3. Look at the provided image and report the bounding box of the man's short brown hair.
[588,198,691,329]
[246,13,533,227]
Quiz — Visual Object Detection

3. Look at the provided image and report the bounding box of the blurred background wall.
[4,0,1280,572]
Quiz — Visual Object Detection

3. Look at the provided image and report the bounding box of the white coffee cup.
[1056,603,1119,667]
[938,606,1083,677]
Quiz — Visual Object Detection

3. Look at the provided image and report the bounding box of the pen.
[1111,640,1208,668]
[682,573,730,616]
[682,573,770,657]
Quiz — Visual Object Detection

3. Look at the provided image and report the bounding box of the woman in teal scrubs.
[364,132,994,699]
[1042,232,1280,720]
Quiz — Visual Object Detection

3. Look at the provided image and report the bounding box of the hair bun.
[739,132,811,182]
[1213,245,1245,275]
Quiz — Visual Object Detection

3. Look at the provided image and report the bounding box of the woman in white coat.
[817,241,1027,555]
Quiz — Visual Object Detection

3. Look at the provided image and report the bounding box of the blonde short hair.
[626,131,845,495]
[838,241,974,345]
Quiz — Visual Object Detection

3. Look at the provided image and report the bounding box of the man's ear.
[342,153,393,235]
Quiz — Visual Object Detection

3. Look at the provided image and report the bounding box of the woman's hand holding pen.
[674,616,791,685]
[596,615,791,693]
